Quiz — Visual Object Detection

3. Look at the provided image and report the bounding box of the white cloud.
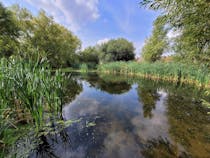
[24,0,100,32]
[96,38,110,45]
[134,41,145,58]
[102,0,136,34]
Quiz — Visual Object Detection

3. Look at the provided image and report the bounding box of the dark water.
[27,73,210,158]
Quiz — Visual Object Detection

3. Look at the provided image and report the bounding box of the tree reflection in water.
[9,73,210,158]
[138,87,160,118]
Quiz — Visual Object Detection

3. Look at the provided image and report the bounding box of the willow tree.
[0,3,19,57]
[31,11,81,68]
[10,5,81,68]
[142,16,168,62]
[140,0,210,64]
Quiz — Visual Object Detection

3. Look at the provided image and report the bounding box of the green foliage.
[0,56,65,131]
[0,3,19,57]
[140,0,210,65]
[77,38,135,67]
[99,38,135,62]
[1,4,81,68]
[79,46,99,69]
[83,73,132,94]
[30,11,81,68]
[0,56,83,157]
[142,16,168,62]
[98,61,210,87]
[80,63,88,72]
[138,87,159,118]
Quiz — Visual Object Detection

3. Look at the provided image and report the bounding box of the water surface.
[28,73,210,158]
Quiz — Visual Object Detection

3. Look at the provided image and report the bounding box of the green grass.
[98,61,210,89]
[0,56,68,156]
[80,63,88,72]
[98,61,210,109]
[0,56,65,132]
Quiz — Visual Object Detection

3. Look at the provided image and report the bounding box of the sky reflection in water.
[30,73,210,158]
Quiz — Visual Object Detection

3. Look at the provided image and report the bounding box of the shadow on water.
[76,73,132,94]
[138,87,160,119]
[7,73,210,158]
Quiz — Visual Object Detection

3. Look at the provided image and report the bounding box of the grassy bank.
[0,57,67,127]
[0,56,66,155]
[60,64,97,73]
[98,62,210,89]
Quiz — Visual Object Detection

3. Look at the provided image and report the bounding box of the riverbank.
[97,62,210,90]
[60,67,97,73]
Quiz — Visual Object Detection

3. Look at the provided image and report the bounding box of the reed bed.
[80,63,89,72]
[0,57,65,132]
[98,61,210,89]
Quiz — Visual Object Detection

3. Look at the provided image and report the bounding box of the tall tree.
[140,0,210,64]
[31,11,81,67]
[99,38,135,62]
[79,46,99,68]
[0,3,19,57]
[141,16,168,62]
[11,6,81,68]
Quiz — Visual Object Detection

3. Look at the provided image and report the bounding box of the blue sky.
[1,0,159,56]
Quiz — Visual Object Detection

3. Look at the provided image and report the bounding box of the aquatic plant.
[0,56,65,131]
[80,63,88,72]
[98,61,210,88]
[0,55,69,157]
[202,90,210,114]
[142,137,190,158]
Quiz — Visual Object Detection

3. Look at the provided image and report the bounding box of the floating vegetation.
[142,137,191,158]
[39,118,82,136]
[0,57,65,129]
[201,89,210,114]
[86,121,96,127]
[202,99,210,108]
[0,56,67,156]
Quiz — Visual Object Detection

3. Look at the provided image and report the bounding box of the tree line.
[0,3,135,69]
[2,1,208,69]
[0,3,81,68]
[79,38,135,69]
[140,0,210,66]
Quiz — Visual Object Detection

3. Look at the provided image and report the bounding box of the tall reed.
[98,61,210,88]
[80,63,88,72]
[0,56,65,132]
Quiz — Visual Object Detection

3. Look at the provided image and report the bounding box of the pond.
[8,73,210,158]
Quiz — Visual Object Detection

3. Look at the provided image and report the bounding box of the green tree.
[140,0,210,64]
[11,6,81,68]
[99,38,135,62]
[31,11,81,68]
[141,16,168,62]
[9,5,41,60]
[0,3,19,57]
[137,86,159,118]
[10,5,33,38]
[79,46,99,68]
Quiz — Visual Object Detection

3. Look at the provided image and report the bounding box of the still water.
[28,73,210,158]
